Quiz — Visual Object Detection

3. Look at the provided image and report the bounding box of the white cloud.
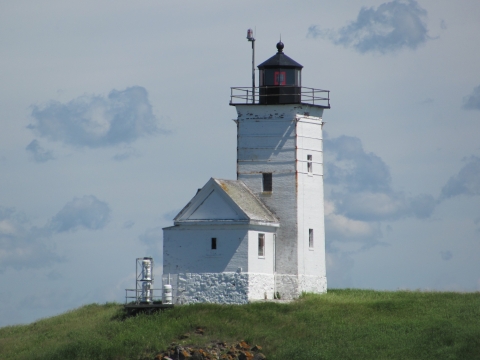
[308,0,431,54]
[25,139,54,163]
[325,201,383,254]
[49,195,111,233]
[325,201,378,240]
[28,86,163,148]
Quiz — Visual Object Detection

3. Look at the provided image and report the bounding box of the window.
[274,71,286,85]
[258,233,265,257]
[307,155,313,174]
[309,229,314,249]
[262,173,272,192]
[211,237,217,250]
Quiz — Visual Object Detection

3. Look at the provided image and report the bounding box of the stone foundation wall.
[247,273,275,300]
[274,274,327,300]
[162,273,326,304]
[298,274,327,295]
[162,272,276,304]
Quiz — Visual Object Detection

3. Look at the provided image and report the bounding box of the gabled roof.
[172,178,279,227]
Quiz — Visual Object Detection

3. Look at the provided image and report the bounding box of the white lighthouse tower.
[232,41,330,298]
[163,41,330,302]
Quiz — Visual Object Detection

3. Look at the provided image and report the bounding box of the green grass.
[1,289,479,359]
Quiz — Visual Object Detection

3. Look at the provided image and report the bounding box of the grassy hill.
[1,289,479,359]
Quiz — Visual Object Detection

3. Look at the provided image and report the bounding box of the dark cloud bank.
[28,86,162,148]
[308,0,431,54]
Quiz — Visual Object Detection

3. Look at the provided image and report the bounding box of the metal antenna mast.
[246,29,255,104]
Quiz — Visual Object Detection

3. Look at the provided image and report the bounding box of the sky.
[1,0,479,327]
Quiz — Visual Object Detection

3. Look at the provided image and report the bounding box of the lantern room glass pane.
[295,69,301,86]
[263,69,297,86]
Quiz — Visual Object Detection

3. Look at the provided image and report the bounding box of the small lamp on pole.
[247,29,255,104]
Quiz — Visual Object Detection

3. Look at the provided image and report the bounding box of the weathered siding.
[163,226,249,274]
[237,112,298,275]
[235,104,327,297]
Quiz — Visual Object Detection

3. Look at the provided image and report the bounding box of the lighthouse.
[163,41,330,303]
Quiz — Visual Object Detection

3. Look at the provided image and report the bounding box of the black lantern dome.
[257,42,303,105]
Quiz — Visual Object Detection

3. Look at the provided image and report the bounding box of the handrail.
[230,86,330,108]
[125,288,166,304]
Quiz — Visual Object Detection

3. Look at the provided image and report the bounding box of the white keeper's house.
[162,41,330,304]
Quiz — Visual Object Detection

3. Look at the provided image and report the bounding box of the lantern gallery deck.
[230,86,330,107]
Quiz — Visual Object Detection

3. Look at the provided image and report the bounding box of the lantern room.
[257,41,303,105]
[229,40,330,108]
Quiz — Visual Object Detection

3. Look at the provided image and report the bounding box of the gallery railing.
[230,86,330,108]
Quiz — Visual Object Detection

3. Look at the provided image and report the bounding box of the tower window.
[309,229,314,249]
[258,233,265,257]
[262,173,272,192]
[307,155,313,174]
[211,238,217,250]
